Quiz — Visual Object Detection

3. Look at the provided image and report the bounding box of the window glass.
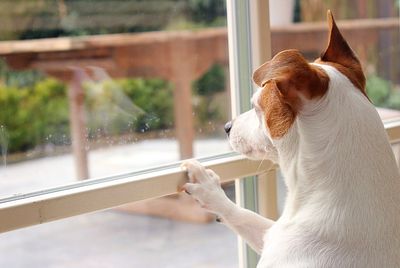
[0,1,237,266]
[0,0,232,196]
[0,207,238,268]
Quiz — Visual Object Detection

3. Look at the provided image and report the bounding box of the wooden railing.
[0,17,398,181]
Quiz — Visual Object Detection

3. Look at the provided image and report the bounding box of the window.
[0,1,399,268]
[0,0,232,195]
[0,0,241,267]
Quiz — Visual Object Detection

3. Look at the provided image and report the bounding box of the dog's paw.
[181,159,233,216]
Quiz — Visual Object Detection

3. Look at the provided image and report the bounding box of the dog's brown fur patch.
[253,50,329,105]
[259,80,296,139]
[253,50,329,138]
[316,10,367,98]
[252,10,369,139]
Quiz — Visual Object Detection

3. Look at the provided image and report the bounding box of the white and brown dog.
[182,11,400,267]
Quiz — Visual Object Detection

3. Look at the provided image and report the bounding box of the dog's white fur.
[183,62,400,267]
[182,18,400,268]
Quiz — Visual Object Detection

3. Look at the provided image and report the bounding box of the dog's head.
[226,10,367,162]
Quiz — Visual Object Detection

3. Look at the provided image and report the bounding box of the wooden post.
[257,170,279,220]
[68,68,89,180]
[170,41,194,159]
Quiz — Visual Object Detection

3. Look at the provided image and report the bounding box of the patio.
[0,209,238,268]
[0,138,238,268]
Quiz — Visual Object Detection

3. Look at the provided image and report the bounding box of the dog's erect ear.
[319,10,366,92]
[321,10,358,65]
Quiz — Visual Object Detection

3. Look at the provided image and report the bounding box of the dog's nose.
[224,121,233,135]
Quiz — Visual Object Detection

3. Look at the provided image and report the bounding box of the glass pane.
[268,0,400,216]
[0,204,238,268]
[0,0,232,196]
[0,0,238,266]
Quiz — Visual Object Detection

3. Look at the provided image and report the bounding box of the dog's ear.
[321,10,357,64]
[258,79,296,138]
[320,10,366,91]
[254,50,329,111]
[253,61,271,88]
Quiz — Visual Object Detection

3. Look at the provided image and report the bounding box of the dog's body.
[182,11,400,267]
[256,63,400,267]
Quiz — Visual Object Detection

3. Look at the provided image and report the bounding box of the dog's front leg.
[181,160,275,254]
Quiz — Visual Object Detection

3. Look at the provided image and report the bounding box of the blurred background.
[0,0,398,267]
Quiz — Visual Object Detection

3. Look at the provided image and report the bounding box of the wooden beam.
[68,68,89,180]
[169,41,195,159]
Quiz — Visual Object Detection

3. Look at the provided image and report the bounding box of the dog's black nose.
[224,121,232,135]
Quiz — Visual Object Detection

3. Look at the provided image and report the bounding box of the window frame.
[1,1,400,268]
[226,1,272,266]
[0,152,277,233]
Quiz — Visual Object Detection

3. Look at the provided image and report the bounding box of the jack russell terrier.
[181,11,400,267]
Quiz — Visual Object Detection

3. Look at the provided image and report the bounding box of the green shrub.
[0,85,30,152]
[1,76,174,153]
[366,75,391,106]
[29,79,70,146]
[188,0,226,24]
[386,92,400,110]
[119,78,174,131]
[365,74,400,110]
[192,64,226,127]
[0,78,69,153]
[193,64,225,96]
[85,78,174,137]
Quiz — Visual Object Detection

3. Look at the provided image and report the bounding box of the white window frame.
[1,1,400,268]
[226,1,272,266]
[0,152,276,233]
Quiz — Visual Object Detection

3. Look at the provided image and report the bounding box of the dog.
[181,10,400,267]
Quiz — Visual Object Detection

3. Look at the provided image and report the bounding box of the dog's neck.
[274,65,400,222]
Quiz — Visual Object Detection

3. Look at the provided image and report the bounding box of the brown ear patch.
[258,80,296,139]
[317,10,367,98]
[253,50,329,139]
[253,60,271,87]
[253,50,330,109]
[320,10,357,64]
